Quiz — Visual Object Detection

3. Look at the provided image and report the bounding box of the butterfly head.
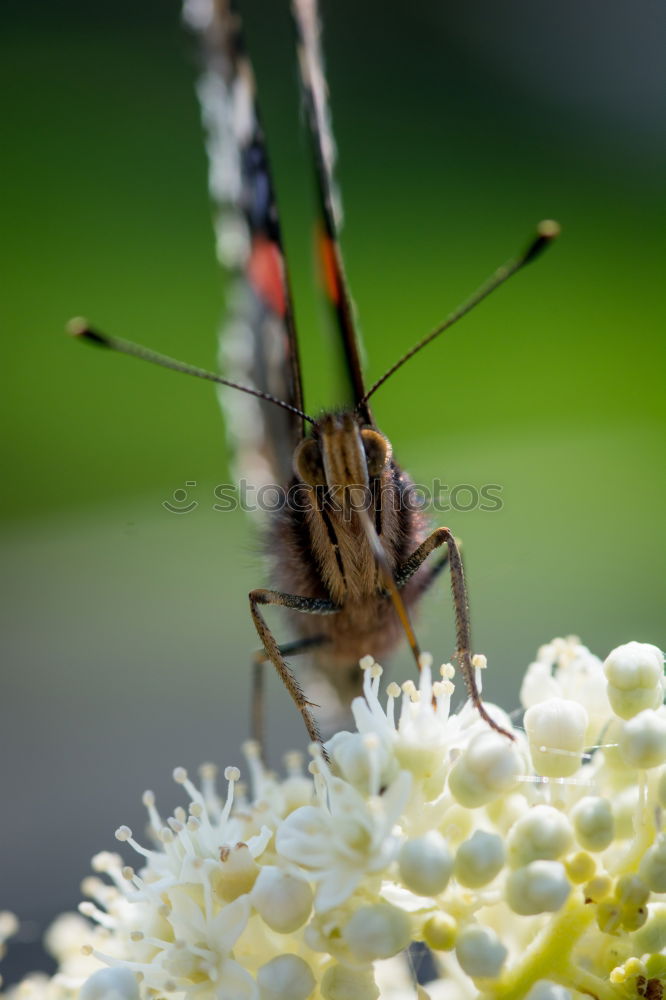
[294,411,392,491]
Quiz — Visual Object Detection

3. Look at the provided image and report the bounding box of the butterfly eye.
[294,438,326,487]
[361,429,391,478]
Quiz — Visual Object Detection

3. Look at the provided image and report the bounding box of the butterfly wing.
[291,0,373,425]
[184,0,305,492]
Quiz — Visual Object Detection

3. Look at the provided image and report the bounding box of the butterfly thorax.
[281,410,418,606]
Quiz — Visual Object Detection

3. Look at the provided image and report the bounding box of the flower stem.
[481,893,621,1000]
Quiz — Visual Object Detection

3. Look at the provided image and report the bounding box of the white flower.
[521,635,613,744]
[276,750,411,911]
[8,637,666,1000]
[0,914,106,1000]
[341,658,492,801]
[74,756,324,1000]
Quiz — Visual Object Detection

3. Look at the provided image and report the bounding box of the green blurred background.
[1,0,664,980]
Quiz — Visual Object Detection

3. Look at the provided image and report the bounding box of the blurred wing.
[184,0,304,491]
[291,0,372,425]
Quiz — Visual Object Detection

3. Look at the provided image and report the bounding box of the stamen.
[363,733,381,798]
[198,762,221,820]
[219,766,240,825]
[78,902,116,931]
[386,681,400,726]
[242,741,266,799]
[284,750,305,777]
[418,652,433,671]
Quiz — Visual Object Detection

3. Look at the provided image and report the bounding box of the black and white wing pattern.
[184,0,305,492]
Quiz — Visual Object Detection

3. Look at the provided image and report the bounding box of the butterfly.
[70,0,558,748]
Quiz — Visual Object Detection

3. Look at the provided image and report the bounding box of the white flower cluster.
[4,638,666,1000]
[0,913,102,1000]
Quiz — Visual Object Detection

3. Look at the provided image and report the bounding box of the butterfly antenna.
[358,220,560,408]
[67,319,316,426]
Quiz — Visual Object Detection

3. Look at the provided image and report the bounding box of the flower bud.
[257,955,316,1000]
[486,792,529,834]
[448,731,524,808]
[596,900,622,934]
[603,642,664,719]
[251,867,313,933]
[525,982,572,1000]
[342,903,411,962]
[584,874,612,903]
[398,832,453,896]
[506,861,571,915]
[329,732,392,795]
[615,873,649,906]
[43,913,92,960]
[455,925,507,979]
[80,969,140,1000]
[634,905,666,956]
[639,835,666,893]
[618,710,666,769]
[523,698,587,778]
[423,912,457,951]
[440,803,475,844]
[507,806,574,867]
[646,955,666,983]
[571,797,614,852]
[620,903,648,932]
[321,965,379,1000]
[561,852,594,886]
[0,911,18,942]
[454,830,505,888]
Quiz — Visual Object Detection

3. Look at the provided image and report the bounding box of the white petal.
[214,958,258,1000]
[210,893,252,951]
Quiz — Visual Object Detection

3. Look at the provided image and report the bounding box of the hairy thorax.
[267,457,432,697]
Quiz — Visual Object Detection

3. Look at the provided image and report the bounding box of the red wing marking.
[317,227,341,306]
[248,236,287,317]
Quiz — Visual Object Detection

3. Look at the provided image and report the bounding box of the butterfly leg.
[396,549,449,592]
[251,634,328,749]
[249,589,339,746]
[395,528,513,740]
